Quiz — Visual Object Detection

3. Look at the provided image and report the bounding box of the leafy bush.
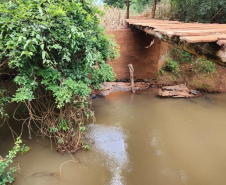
[0,0,118,153]
[0,0,118,108]
[0,138,30,185]
[192,58,216,74]
[160,59,180,77]
[0,89,10,119]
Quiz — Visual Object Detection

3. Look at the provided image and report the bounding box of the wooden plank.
[180,34,226,43]
[158,29,226,37]
[126,19,181,24]
[133,22,221,28]
[152,25,225,30]
[134,24,221,30]
[217,40,226,46]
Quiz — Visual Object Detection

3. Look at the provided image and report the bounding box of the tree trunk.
[127,0,130,19]
[128,64,135,93]
[151,0,157,18]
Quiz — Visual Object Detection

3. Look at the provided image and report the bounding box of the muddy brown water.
[1,89,226,185]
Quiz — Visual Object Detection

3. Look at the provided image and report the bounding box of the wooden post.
[127,0,130,19]
[128,64,135,93]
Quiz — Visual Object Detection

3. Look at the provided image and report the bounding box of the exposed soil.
[157,64,226,93]
[95,63,226,97]
[93,82,153,96]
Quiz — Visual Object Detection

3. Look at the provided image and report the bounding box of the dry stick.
[128,64,135,93]
[0,59,8,68]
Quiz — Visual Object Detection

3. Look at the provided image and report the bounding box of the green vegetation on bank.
[160,59,180,78]
[0,138,30,185]
[158,47,218,91]
[0,0,118,157]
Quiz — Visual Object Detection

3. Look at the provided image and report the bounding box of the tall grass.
[98,0,171,30]
[99,6,127,30]
[138,0,171,19]
[155,0,171,19]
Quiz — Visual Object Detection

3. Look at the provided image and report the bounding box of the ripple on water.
[87,124,130,185]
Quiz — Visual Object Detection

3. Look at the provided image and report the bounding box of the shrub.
[0,0,118,153]
[0,138,30,185]
[160,59,180,77]
[192,58,216,74]
[0,89,10,119]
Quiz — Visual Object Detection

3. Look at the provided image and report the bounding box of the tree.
[127,0,130,19]
[170,0,226,23]
[0,0,118,153]
[151,0,157,18]
[104,0,127,8]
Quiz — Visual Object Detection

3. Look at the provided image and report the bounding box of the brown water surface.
[1,89,226,185]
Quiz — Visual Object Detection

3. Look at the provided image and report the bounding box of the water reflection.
[1,91,226,185]
[150,133,188,184]
[87,124,129,185]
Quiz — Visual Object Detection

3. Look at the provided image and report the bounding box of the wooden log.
[128,64,135,93]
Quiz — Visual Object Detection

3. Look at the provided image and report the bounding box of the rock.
[190,90,201,95]
[158,84,201,98]
[91,94,97,99]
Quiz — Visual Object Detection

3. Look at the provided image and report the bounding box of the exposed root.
[13,90,94,154]
[25,172,61,181]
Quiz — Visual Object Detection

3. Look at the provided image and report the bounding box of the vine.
[0,0,118,153]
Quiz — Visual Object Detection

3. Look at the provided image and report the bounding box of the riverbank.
[94,63,226,97]
[157,60,226,93]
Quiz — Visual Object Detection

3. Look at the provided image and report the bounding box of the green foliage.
[192,58,216,74]
[104,0,127,8]
[83,144,90,150]
[0,138,30,185]
[160,59,180,77]
[104,0,160,13]
[170,0,226,23]
[0,0,118,108]
[58,118,72,132]
[0,89,10,119]
[170,47,192,64]
[131,0,154,13]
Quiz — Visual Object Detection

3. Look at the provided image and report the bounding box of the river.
[1,89,226,185]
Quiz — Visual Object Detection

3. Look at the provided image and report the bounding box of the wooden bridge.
[126,19,226,66]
